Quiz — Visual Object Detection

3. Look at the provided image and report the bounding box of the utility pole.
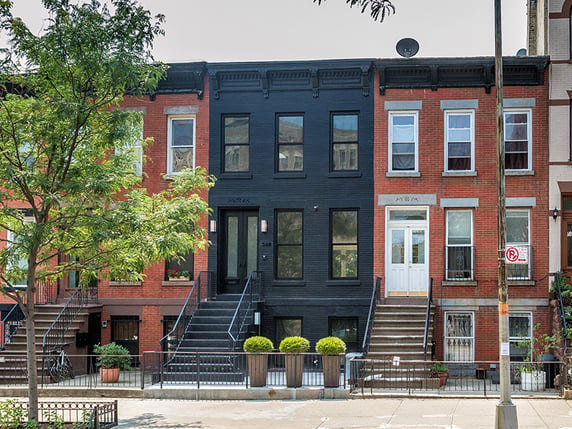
[494,0,518,427]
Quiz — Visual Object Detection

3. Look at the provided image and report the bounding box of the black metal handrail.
[41,285,98,354]
[423,277,434,360]
[160,271,209,355]
[361,276,381,355]
[554,272,568,356]
[227,271,262,351]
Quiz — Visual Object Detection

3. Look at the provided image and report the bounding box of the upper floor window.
[167,117,195,174]
[165,251,194,281]
[277,115,303,172]
[115,113,143,176]
[332,113,358,171]
[223,115,249,172]
[389,111,418,172]
[504,110,532,171]
[445,111,474,172]
[506,210,531,280]
[275,210,303,280]
[446,210,473,280]
[331,210,358,279]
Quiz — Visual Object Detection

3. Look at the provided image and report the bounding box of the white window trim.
[388,111,418,173]
[506,209,531,280]
[444,311,475,362]
[509,312,532,360]
[446,210,474,280]
[167,115,196,175]
[444,110,475,173]
[504,108,532,171]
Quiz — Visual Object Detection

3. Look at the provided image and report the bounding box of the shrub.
[243,336,274,353]
[430,361,448,374]
[93,342,131,370]
[279,336,310,353]
[315,336,346,355]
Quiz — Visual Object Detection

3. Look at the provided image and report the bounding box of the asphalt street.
[114,397,572,429]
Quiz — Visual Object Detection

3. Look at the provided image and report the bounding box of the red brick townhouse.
[373,56,550,363]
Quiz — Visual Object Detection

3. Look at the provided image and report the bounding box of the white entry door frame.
[385,206,429,297]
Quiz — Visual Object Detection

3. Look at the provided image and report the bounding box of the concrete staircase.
[362,297,437,389]
[0,304,89,385]
[162,294,251,383]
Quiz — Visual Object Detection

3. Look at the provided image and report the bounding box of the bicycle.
[46,342,75,383]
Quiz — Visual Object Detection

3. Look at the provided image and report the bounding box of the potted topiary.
[430,361,449,386]
[243,336,274,387]
[315,336,346,388]
[94,342,131,383]
[279,336,310,388]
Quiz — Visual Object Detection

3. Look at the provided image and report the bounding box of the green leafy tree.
[0,0,213,420]
[313,0,396,22]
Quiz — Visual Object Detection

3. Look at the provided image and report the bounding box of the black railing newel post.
[196,352,200,389]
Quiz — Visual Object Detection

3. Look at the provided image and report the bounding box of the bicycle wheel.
[47,356,61,383]
[61,354,75,380]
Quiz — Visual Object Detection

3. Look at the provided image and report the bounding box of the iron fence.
[350,359,564,396]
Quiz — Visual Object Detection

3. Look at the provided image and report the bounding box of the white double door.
[385,208,429,296]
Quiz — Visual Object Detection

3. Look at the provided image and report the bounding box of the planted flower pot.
[99,367,120,383]
[316,336,346,388]
[243,336,274,388]
[279,336,310,388]
[94,342,131,383]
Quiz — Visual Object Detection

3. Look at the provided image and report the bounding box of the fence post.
[196,352,200,389]
[141,352,145,390]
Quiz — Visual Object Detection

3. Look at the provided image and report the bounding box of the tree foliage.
[0,0,213,420]
[313,0,396,22]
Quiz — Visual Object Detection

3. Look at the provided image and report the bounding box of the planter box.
[284,354,304,388]
[520,370,546,391]
[321,355,342,388]
[247,354,269,387]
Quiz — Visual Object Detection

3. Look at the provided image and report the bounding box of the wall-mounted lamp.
[209,219,217,233]
[261,220,268,233]
[553,208,559,222]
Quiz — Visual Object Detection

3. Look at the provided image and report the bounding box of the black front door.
[221,210,258,294]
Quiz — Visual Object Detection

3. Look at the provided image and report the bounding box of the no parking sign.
[505,246,528,264]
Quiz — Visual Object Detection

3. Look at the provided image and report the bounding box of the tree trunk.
[26,250,39,422]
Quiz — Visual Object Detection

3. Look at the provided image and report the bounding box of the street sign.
[505,246,528,264]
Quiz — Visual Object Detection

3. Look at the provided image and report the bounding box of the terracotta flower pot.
[99,367,120,383]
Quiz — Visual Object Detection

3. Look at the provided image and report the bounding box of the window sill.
[109,281,142,287]
[219,173,253,180]
[508,280,535,286]
[442,280,477,287]
[386,171,421,177]
[326,279,361,286]
[272,280,306,287]
[162,280,193,286]
[506,170,534,176]
[273,172,307,179]
[328,171,362,178]
[442,171,477,177]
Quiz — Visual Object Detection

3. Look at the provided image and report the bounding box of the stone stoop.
[363,298,435,388]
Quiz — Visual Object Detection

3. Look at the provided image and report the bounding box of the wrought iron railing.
[160,271,210,355]
[445,245,474,280]
[423,277,433,360]
[553,271,569,356]
[361,276,381,355]
[227,271,262,351]
[0,303,23,349]
[41,285,98,354]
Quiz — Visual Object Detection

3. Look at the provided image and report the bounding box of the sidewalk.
[112,396,572,428]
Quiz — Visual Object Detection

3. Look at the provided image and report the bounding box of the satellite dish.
[396,38,419,58]
[516,48,527,57]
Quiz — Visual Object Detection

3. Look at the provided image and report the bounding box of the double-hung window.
[277,115,303,172]
[223,115,250,172]
[446,210,473,280]
[506,210,531,280]
[504,110,532,171]
[115,111,143,176]
[275,210,303,279]
[332,113,358,171]
[331,210,358,279]
[389,112,418,172]
[445,111,474,172]
[509,313,532,360]
[167,116,195,174]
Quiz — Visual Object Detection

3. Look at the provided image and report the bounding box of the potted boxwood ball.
[315,336,346,388]
[94,342,131,383]
[243,336,274,387]
[279,336,310,388]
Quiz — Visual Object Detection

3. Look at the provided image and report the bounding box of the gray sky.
[9,0,528,62]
